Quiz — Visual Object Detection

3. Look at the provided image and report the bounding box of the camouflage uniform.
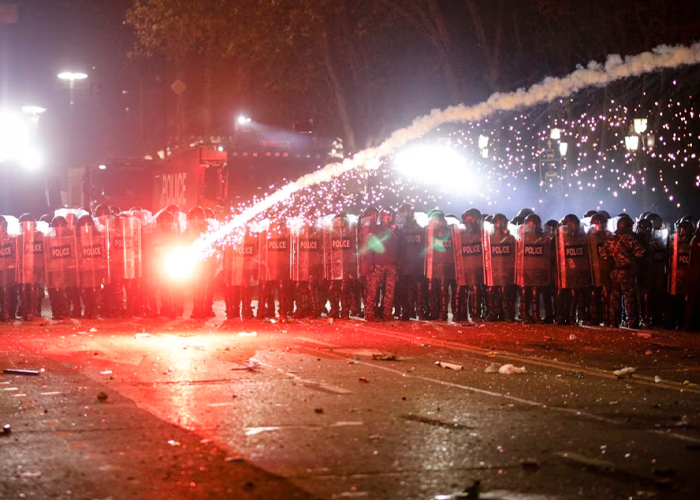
[684,229,700,331]
[603,229,645,328]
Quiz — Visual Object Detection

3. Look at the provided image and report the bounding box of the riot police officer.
[324,212,360,320]
[516,214,551,324]
[483,213,517,322]
[0,215,18,322]
[358,207,379,318]
[454,209,485,322]
[603,217,645,328]
[685,224,700,331]
[555,214,592,325]
[365,207,399,321]
[587,212,613,326]
[17,214,45,321]
[425,210,455,321]
[76,214,106,319]
[186,207,211,319]
[395,203,427,321]
[669,220,695,329]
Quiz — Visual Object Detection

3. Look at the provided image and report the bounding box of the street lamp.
[57,71,88,105]
[633,118,648,135]
[550,128,561,140]
[625,134,639,152]
[478,134,489,158]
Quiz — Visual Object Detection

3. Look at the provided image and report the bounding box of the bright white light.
[237,115,252,125]
[625,135,639,151]
[633,118,648,135]
[0,111,40,170]
[162,246,196,282]
[478,134,489,149]
[480,148,489,159]
[21,105,46,115]
[646,134,655,148]
[394,144,473,189]
[559,141,568,157]
[550,128,561,140]
[57,71,88,81]
[98,164,107,170]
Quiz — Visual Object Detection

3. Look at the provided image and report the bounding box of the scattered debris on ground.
[498,364,526,375]
[613,367,636,378]
[435,361,463,370]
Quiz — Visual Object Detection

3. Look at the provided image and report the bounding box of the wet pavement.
[2,304,700,499]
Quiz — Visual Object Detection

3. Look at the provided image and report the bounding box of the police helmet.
[93,204,111,218]
[156,209,175,225]
[635,218,652,235]
[617,217,634,233]
[643,213,663,230]
[597,210,611,219]
[617,212,632,219]
[203,207,215,220]
[398,203,414,219]
[590,213,608,226]
[583,209,598,218]
[19,213,34,223]
[461,208,481,224]
[109,206,121,215]
[361,206,379,220]
[0,215,6,233]
[129,206,143,212]
[492,213,508,229]
[77,214,94,227]
[380,207,396,224]
[524,213,542,228]
[545,219,558,229]
[39,214,52,224]
[510,215,525,226]
[517,208,534,219]
[678,220,693,238]
[51,216,68,228]
[429,209,445,219]
[187,206,206,221]
[560,214,580,227]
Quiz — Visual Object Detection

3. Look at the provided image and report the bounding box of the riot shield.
[514,224,551,287]
[259,221,292,281]
[291,221,323,282]
[398,214,427,278]
[77,224,107,288]
[44,226,79,289]
[649,229,669,291]
[358,215,376,279]
[556,225,592,289]
[111,216,142,281]
[669,232,691,296]
[425,216,456,281]
[17,221,45,285]
[323,214,359,281]
[226,231,260,287]
[0,216,18,288]
[452,223,484,286]
[586,224,614,288]
[482,222,516,287]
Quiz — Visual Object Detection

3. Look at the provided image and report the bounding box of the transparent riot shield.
[482,222,516,287]
[76,223,107,288]
[398,212,427,278]
[452,222,484,287]
[515,224,551,287]
[323,214,359,281]
[585,220,614,288]
[291,220,323,282]
[425,216,456,281]
[649,228,669,291]
[17,220,45,285]
[556,225,592,289]
[669,232,691,296]
[0,215,18,289]
[44,226,79,289]
[111,216,142,281]
[259,220,292,282]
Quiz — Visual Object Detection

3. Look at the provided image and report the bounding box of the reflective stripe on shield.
[556,226,592,289]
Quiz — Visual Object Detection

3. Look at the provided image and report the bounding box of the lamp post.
[58,72,88,171]
[626,118,654,211]
[57,72,88,105]
[478,134,489,159]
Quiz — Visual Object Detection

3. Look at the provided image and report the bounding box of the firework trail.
[196,42,700,255]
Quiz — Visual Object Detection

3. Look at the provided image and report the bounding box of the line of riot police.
[1,204,698,330]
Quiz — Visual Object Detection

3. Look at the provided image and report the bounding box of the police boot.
[518,288,531,324]
[21,284,36,321]
[0,288,10,322]
[531,288,542,323]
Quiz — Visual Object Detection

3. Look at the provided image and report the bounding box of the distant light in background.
[550,128,561,140]
[559,141,568,157]
[625,134,639,152]
[394,144,474,189]
[0,111,41,171]
[633,118,648,135]
[237,115,252,126]
[98,164,107,170]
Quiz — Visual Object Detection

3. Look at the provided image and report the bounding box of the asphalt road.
[2,303,700,500]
